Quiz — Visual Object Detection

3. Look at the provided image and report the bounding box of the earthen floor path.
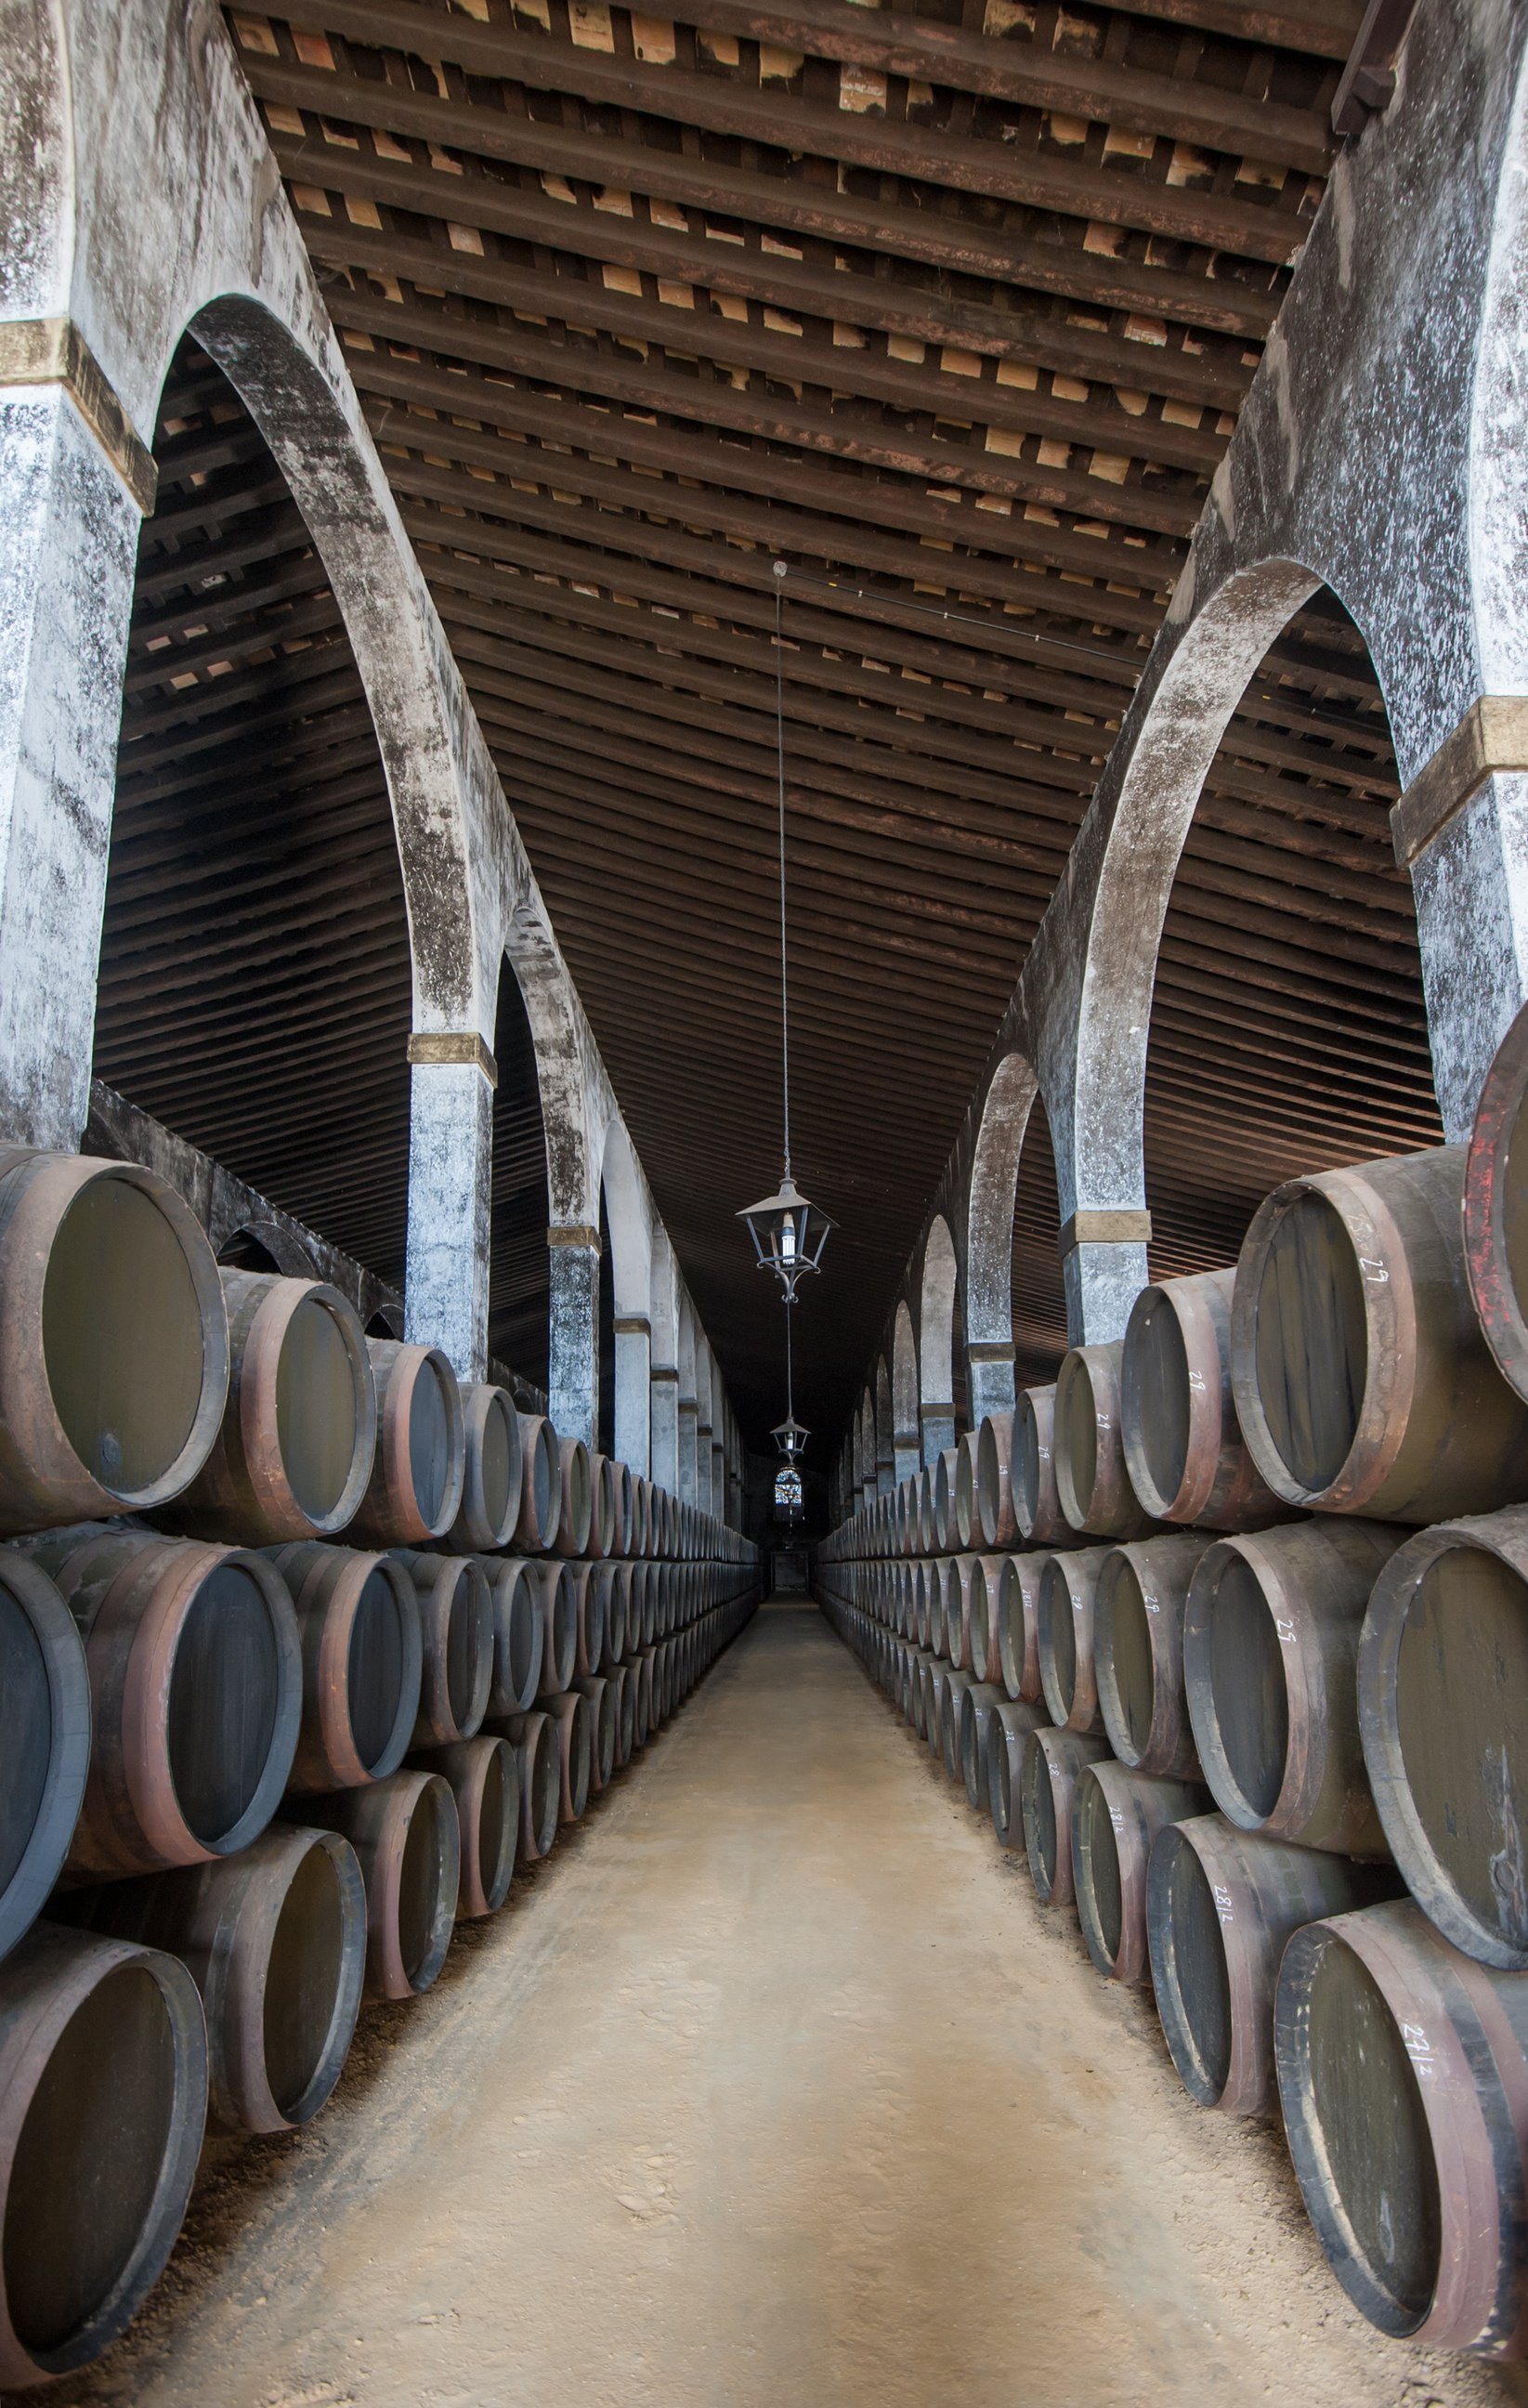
[33,1602,1525,2408]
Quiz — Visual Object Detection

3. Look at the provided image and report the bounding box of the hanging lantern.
[771,1410,809,1461]
[738,1171,831,1301]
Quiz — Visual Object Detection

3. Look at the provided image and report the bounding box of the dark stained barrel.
[934,1446,960,1556]
[0,1551,90,1962]
[526,1558,578,1695]
[392,1552,494,1747]
[545,1689,593,1823]
[586,1451,618,1562]
[570,1561,607,1680]
[1093,1533,1213,1782]
[0,1921,207,2387]
[307,1770,459,2001]
[996,1552,1043,1704]
[953,1429,982,1551]
[1054,1342,1158,1539]
[350,1341,465,1547]
[960,1682,1006,1813]
[411,1736,518,1917]
[1146,1813,1396,2115]
[1021,1725,1109,1905]
[59,1825,364,2131]
[502,1708,559,1860]
[551,1435,594,1560]
[1012,1386,1072,1546]
[1182,1518,1404,1857]
[1036,1546,1115,1735]
[481,1556,544,1717]
[942,1669,976,1782]
[1359,1508,1528,1967]
[514,1413,561,1551]
[268,1541,422,1792]
[974,1412,1019,1549]
[597,1563,630,1670]
[987,1697,1046,1850]
[968,1558,1007,1685]
[0,1151,229,1538]
[576,1673,618,1793]
[1232,1145,1528,1523]
[1120,1269,1284,1530]
[1277,1897,1528,2354]
[1070,1760,1206,1986]
[171,1273,375,1544]
[449,1383,523,1553]
[36,1527,301,1877]
[611,1664,636,1770]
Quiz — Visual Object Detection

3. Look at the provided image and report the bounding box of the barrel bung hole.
[1397,1549,1528,1954]
[1077,1779,1124,1963]
[1207,1558,1287,1821]
[1038,1561,1077,1717]
[42,1180,203,1496]
[1164,1836,1232,2101]
[1123,1297,1191,1511]
[408,1360,454,1532]
[1253,1194,1367,1494]
[1304,1938,1441,2323]
[0,1600,51,1896]
[347,1568,411,1776]
[168,1564,280,1847]
[1098,1558,1153,1762]
[4,1966,176,2358]
[263,1843,346,2121]
[398,1789,449,1986]
[1056,1357,1099,1516]
[276,1298,359,1525]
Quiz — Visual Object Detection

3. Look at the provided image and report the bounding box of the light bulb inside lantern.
[780,1212,797,1263]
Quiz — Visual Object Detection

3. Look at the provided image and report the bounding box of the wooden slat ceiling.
[213,0,1417,1452]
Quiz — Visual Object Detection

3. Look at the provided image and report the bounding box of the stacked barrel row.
[0,1145,760,2390]
[818,1010,1528,2369]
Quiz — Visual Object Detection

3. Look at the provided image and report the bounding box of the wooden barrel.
[0,1921,207,2387]
[987,1697,1046,1850]
[1277,1897,1528,2353]
[411,1736,518,1917]
[0,1551,91,1962]
[953,1430,982,1551]
[1146,1813,1395,2114]
[449,1383,523,1553]
[941,1669,976,1782]
[1119,1269,1285,1530]
[576,1673,618,1792]
[1020,1726,1109,1905]
[1092,1533,1213,1782]
[1054,1342,1157,1538]
[1182,1518,1405,1857]
[598,1563,630,1669]
[545,1689,593,1823]
[570,1561,607,1679]
[944,1557,975,1672]
[1036,1545,1115,1735]
[59,1824,365,2131]
[586,1451,618,1561]
[933,1446,960,1555]
[916,1465,936,1554]
[1012,1386,1073,1545]
[995,1553,1043,1704]
[1358,1508,1528,1967]
[926,1663,951,1762]
[514,1413,561,1550]
[36,1527,301,1877]
[524,1558,577,1695]
[633,1647,656,1749]
[968,1558,1007,1685]
[0,1150,229,1537]
[1070,1760,1206,1986]
[480,1556,544,1718]
[391,1552,494,1748]
[350,1342,465,1546]
[551,1435,594,1559]
[960,1682,1006,1813]
[306,1771,459,2000]
[611,1664,636,1769]
[170,1273,375,1544]
[974,1412,1019,1549]
[1232,1145,1528,1522]
[502,1708,559,1860]
[268,1541,422,1793]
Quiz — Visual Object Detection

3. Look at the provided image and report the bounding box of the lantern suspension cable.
[736,561,835,1301]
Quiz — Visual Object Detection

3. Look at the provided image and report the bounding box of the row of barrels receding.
[0,1518,760,2388]
[813,995,1528,2369]
[0,1145,746,1565]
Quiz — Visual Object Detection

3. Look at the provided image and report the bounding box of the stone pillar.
[548,1225,599,1447]
[920,1405,955,1468]
[695,1422,713,1515]
[893,1428,921,1485]
[965,1342,1015,1428]
[404,1040,495,1381]
[678,1397,699,1503]
[649,1363,680,1494]
[0,336,156,1147]
[1058,1211,1152,1349]
[712,1434,726,1519]
[612,1313,651,1476]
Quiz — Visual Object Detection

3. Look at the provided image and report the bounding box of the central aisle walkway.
[47,1602,1511,2408]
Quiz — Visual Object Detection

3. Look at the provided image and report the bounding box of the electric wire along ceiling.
[204,0,1436,1449]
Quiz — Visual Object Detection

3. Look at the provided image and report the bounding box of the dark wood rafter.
[210,0,1430,1446]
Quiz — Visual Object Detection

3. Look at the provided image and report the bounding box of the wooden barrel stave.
[411,1735,518,1917]
[1093,1532,1214,1781]
[1021,1725,1110,1905]
[350,1342,466,1547]
[1070,1760,1208,1986]
[306,1770,460,2000]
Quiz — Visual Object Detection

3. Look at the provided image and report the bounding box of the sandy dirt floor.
[23,1598,1528,2408]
